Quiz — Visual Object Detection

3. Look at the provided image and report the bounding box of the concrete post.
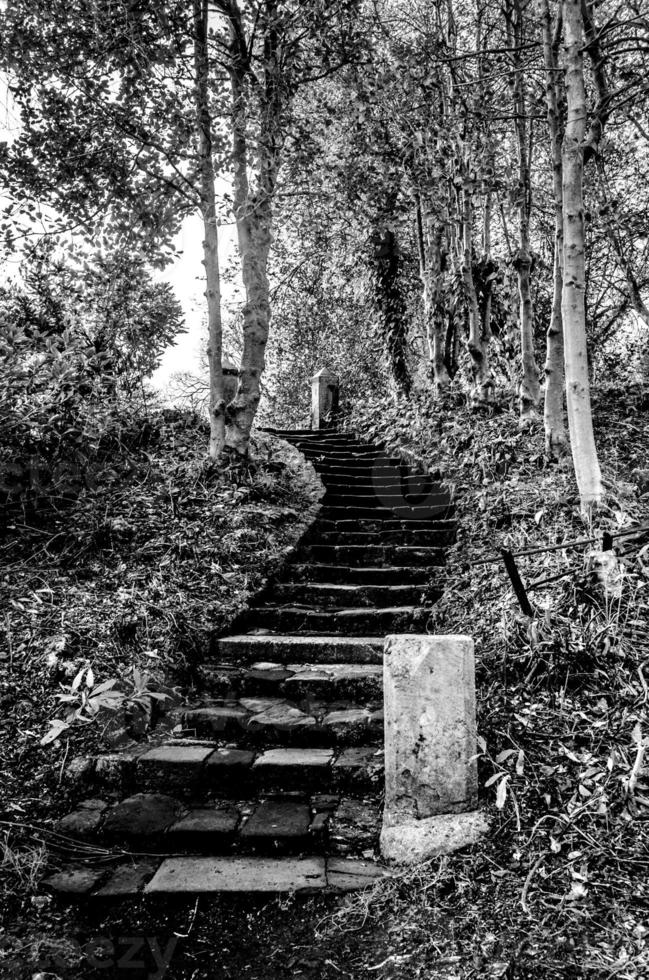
[311,368,339,430]
[380,634,488,864]
[223,357,239,404]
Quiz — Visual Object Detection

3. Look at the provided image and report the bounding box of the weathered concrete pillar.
[381,634,488,864]
[223,357,239,404]
[311,368,339,430]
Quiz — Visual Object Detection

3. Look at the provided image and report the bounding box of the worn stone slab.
[137,744,214,790]
[282,663,383,699]
[323,707,376,741]
[383,634,478,822]
[167,806,240,847]
[247,703,316,736]
[57,800,107,839]
[42,867,106,897]
[326,858,391,892]
[204,748,255,786]
[103,793,184,841]
[252,748,333,788]
[240,801,311,841]
[145,856,327,894]
[93,860,159,898]
[182,706,248,737]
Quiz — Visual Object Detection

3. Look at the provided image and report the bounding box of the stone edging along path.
[43,428,456,898]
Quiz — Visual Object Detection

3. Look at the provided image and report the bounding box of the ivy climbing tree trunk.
[561,0,603,511]
[541,0,568,457]
[373,224,411,395]
[193,0,225,459]
[416,197,450,393]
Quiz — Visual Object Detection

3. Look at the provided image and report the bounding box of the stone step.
[314,517,455,535]
[297,543,446,567]
[320,480,447,497]
[215,634,384,665]
[240,604,435,636]
[269,582,429,608]
[322,491,450,510]
[145,856,388,896]
[180,694,384,744]
[43,855,388,899]
[139,744,383,794]
[52,791,383,858]
[201,661,383,700]
[311,529,454,547]
[320,505,453,522]
[285,564,436,585]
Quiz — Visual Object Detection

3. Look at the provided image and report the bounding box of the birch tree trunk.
[225,0,278,456]
[541,0,568,457]
[562,0,603,511]
[193,0,225,459]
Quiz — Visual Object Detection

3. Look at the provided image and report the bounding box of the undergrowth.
[341,383,649,978]
[0,408,318,815]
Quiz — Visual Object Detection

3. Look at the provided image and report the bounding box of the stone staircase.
[44,428,454,899]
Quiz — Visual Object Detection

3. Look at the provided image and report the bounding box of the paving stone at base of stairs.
[93,860,160,899]
[143,856,389,895]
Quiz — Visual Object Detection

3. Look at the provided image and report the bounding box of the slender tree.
[561,0,603,510]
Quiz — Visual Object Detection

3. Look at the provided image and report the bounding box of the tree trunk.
[562,0,603,511]
[373,225,411,395]
[506,0,540,424]
[417,198,450,393]
[462,185,492,403]
[193,0,225,459]
[541,0,568,458]
[225,0,278,455]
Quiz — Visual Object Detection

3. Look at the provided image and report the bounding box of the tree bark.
[225,0,278,455]
[541,0,568,458]
[193,0,225,459]
[562,0,603,511]
[462,184,492,403]
[417,197,450,392]
[506,0,540,424]
[373,225,411,395]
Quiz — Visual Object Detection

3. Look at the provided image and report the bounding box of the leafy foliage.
[0,242,183,520]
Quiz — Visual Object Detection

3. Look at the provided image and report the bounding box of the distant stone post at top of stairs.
[223,357,239,404]
[380,634,489,864]
[311,368,339,430]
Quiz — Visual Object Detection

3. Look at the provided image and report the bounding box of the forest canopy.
[2,0,649,513]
